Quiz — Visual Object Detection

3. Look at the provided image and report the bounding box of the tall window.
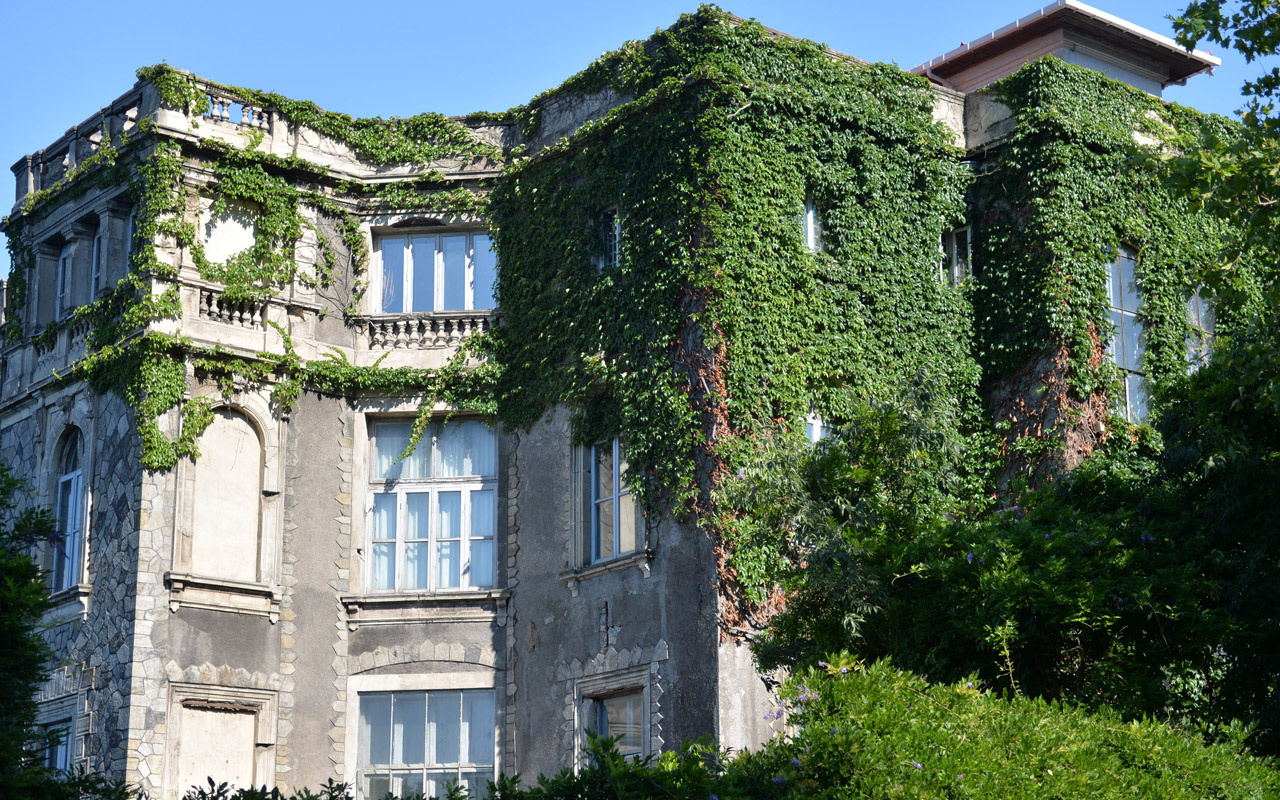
[1108,249,1146,422]
[90,227,104,297]
[55,244,74,319]
[52,431,85,594]
[802,201,823,253]
[377,232,496,314]
[590,439,636,563]
[587,691,643,760]
[940,226,970,285]
[1187,287,1215,371]
[357,690,496,800]
[369,420,496,591]
[42,723,72,772]
[596,208,622,271]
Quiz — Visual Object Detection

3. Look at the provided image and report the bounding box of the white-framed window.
[368,419,496,592]
[1187,287,1215,372]
[357,689,496,800]
[55,244,74,319]
[941,226,970,285]
[804,412,831,444]
[1107,248,1147,422]
[90,228,104,297]
[590,438,637,563]
[375,231,497,314]
[587,691,644,760]
[597,209,622,271]
[52,431,85,594]
[802,200,823,253]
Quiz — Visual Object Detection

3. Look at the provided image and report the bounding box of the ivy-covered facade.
[0,3,1230,797]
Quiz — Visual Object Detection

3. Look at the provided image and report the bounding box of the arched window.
[191,408,263,582]
[52,430,85,593]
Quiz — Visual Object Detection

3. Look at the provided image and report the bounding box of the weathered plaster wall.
[505,406,721,780]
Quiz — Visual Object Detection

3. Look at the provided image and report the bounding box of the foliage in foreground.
[726,302,1280,754]
[166,662,1278,800]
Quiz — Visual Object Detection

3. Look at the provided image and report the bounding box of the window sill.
[43,583,91,626]
[560,549,654,597]
[340,589,510,631]
[164,572,282,623]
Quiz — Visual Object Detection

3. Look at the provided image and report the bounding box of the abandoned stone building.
[1,1,1222,797]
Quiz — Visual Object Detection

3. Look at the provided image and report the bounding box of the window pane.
[1127,373,1148,421]
[619,491,637,555]
[365,774,391,800]
[371,494,397,590]
[470,490,495,588]
[427,772,455,800]
[601,694,642,756]
[395,771,425,798]
[469,540,494,588]
[1123,313,1142,372]
[381,238,404,314]
[463,692,495,766]
[372,493,396,541]
[429,692,461,764]
[393,693,426,766]
[473,234,497,309]
[470,490,494,539]
[1119,253,1139,312]
[438,492,461,539]
[371,543,395,591]
[442,235,467,310]
[438,492,461,589]
[404,542,429,591]
[373,422,428,480]
[437,421,495,477]
[1107,310,1122,358]
[595,445,614,501]
[361,694,393,766]
[406,493,430,541]
[461,772,490,800]
[595,499,614,561]
[411,236,436,313]
[437,541,460,589]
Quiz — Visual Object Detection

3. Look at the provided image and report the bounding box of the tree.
[0,464,132,797]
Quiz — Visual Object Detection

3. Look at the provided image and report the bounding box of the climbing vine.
[2,9,1250,603]
[972,58,1243,412]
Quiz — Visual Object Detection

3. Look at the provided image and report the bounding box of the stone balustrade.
[202,92,270,131]
[198,287,267,329]
[361,311,495,350]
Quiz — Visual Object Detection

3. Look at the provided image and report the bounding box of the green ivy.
[972,58,1243,412]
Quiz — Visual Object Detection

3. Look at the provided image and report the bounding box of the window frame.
[589,438,638,564]
[1107,248,1147,422]
[1187,287,1215,372]
[355,688,498,800]
[90,228,104,297]
[940,226,971,285]
[366,418,498,593]
[373,230,497,314]
[55,244,74,319]
[575,667,651,769]
[52,432,85,595]
[802,200,823,253]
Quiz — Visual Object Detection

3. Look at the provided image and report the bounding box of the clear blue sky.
[0,0,1268,277]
